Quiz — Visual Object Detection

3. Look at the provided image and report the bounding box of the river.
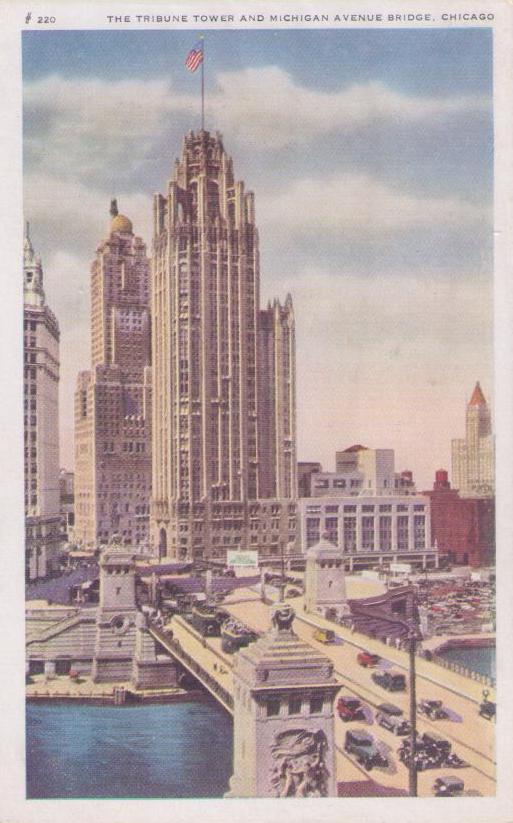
[26,700,233,798]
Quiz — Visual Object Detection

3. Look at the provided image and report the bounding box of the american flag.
[185,41,204,73]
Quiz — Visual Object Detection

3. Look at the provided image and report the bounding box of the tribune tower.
[151,130,297,560]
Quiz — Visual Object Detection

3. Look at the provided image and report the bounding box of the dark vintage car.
[433,776,465,797]
[399,732,467,771]
[418,698,449,720]
[375,703,411,735]
[371,670,407,692]
[337,695,366,722]
[357,650,380,667]
[479,699,496,720]
[344,729,389,771]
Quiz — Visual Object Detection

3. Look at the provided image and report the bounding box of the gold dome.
[111,214,133,234]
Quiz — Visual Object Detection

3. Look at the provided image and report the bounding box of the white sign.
[390,563,412,574]
[227,550,259,569]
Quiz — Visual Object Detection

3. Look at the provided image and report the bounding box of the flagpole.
[201,36,205,131]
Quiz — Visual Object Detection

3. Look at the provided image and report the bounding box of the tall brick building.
[74,202,152,549]
[423,470,495,567]
[150,130,297,560]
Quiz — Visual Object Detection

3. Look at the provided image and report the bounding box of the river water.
[437,644,496,680]
[26,700,233,798]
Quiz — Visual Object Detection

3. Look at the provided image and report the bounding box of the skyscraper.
[74,202,152,548]
[451,382,494,498]
[24,223,61,580]
[151,130,296,560]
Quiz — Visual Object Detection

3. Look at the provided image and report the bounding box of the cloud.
[24,75,193,180]
[24,173,153,254]
[211,67,489,148]
[24,70,490,182]
[257,173,488,236]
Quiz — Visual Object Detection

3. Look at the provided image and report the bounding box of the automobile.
[418,699,449,720]
[375,703,411,735]
[285,587,302,598]
[421,731,452,756]
[433,776,465,797]
[357,651,380,668]
[371,670,407,692]
[313,628,336,644]
[479,699,496,720]
[344,729,389,770]
[337,695,366,722]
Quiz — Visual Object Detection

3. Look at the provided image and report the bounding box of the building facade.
[312,446,415,498]
[150,129,296,560]
[297,462,322,498]
[451,382,494,498]
[298,494,436,571]
[74,203,152,549]
[423,469,495,567]
[24,223,61,580]
[59,469,75,542]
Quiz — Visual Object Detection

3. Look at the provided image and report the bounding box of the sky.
[22,27,494,488]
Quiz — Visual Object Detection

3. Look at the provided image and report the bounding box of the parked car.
[372,670,407,692]
[357,650,380,668]
[418,698,449,720]
[479,699,496,720]
[433,776,465,797]
[313,628,336,644]
[337,695,366,722]
[375,703,411,735]
[344,729,389,770]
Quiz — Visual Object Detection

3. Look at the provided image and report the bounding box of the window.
[343,517,356,552]
[414,515,425,549]
[344,505,356,513]
[362,505,375,512]
[414,504,425,512]
[361,516,375,551]
[310,695,324,714]
[397,515,409,550]
[379,516,392,551]
[379,504,392,513]
[325,505,339,513]
[288,696,302,715]
[325,517,338,544]
[266,698,280,717]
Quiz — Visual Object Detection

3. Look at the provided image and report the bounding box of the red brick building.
[423,470,495,567]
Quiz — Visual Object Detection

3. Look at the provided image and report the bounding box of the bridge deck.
[151,589,496,797]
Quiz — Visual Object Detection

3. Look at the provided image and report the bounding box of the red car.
[337,695,366,722]
[357,651,380,668]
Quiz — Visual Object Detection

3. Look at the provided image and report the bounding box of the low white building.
[297,494,437,571]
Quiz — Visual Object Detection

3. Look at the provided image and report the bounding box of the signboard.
[227,550,259,569]
[390,563,412,574]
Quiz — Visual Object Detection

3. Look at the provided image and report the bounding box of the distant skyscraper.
[74,202,152,548]
[452,382,494,498]
[23,223,61,580]
[151,130,297,560]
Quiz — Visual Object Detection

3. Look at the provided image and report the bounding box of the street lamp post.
[407,621,418,797]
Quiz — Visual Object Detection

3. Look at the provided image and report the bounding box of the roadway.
[223,588,495,796]
[154,588,495,797]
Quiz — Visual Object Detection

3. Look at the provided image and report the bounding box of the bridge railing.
[429,652,495,688]
[150,623,234,712]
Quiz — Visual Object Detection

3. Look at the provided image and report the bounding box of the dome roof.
[111,213,133,234]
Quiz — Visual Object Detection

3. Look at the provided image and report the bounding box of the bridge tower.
[304,536,349,621]
[91,536,138,682]
[227,603,340,797]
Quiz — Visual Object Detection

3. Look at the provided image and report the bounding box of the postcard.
[1,1,513,821]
